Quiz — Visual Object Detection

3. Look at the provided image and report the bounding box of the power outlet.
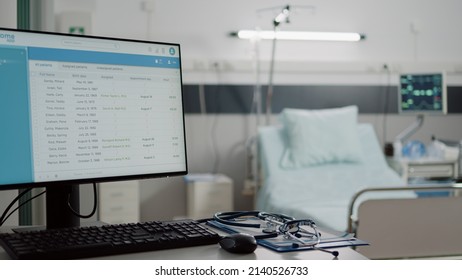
[208,61,233,71]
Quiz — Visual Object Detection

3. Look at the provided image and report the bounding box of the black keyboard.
[0,220,221,259]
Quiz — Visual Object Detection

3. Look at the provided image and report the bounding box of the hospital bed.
[256,107,462,258]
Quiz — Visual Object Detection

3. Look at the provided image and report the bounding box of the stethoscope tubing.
[212,211,339,257]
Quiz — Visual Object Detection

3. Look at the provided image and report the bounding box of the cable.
[210,63,222,174]
[381,64,391,147]
[0,189,46,227]
[313,246,339,257]
[66,182,98,219]
[1,183,98,226]
[198,84,207,114]
[0,189,32,226]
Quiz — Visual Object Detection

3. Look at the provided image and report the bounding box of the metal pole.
[265,25,278,125]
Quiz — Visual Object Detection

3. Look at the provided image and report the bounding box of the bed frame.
[348,185,462,259]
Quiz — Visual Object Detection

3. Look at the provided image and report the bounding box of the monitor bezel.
[397,71,448,115]
[0,28,188,191]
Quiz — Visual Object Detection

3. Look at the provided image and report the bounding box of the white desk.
[97,245,367,260]
[0,225,368,260]
[0,240,367,260]
[0,244,367,260]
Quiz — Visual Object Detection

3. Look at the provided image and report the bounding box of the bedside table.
[388,157,459,183]
[184,174,234,219]
[98,180,140,224]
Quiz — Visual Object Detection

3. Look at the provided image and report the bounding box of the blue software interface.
[0,30,186,186]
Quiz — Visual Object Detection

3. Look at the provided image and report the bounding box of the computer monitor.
[398,72,447,115]
[0,28,187,228]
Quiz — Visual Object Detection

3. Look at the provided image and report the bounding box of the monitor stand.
[11,184,81,233]
[12,184,105,233]
[46,184,81,229]
[393,114,424,158]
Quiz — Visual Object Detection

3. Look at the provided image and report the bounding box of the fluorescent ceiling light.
[234,30,365,42]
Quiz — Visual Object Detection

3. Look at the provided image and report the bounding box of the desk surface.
[0,225,368,260]
[0,243,367,260]
[0,241,368,260]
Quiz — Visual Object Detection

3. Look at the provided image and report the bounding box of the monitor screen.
[398,73,447,115]
[0,28,187,190]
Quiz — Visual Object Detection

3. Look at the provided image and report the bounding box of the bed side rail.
[347,184,462,259]
[347,184,458,233]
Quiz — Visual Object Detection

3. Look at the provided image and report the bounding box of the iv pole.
[247,5,315,195]
[265,5,290,125]
[244,5,291,196]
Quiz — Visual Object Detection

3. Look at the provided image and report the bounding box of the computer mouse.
[219,233,257,254]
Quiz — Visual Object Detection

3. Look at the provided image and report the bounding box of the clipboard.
[207,218,368,253]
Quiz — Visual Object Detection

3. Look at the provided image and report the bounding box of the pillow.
[279,105,363,168]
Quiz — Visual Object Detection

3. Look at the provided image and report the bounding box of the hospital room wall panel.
[183,84,462,115]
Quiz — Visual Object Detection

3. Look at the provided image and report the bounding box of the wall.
[2,0,461,222]
[55,0,462,79]
[0,0,16,28]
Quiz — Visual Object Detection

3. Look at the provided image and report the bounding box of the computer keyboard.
[0,219,221,259]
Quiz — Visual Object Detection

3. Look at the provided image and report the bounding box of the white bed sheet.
[256,123,414,232]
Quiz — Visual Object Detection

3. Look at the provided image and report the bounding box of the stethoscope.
[212,211,339,257]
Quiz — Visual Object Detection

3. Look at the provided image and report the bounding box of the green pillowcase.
[279,106,363,168]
